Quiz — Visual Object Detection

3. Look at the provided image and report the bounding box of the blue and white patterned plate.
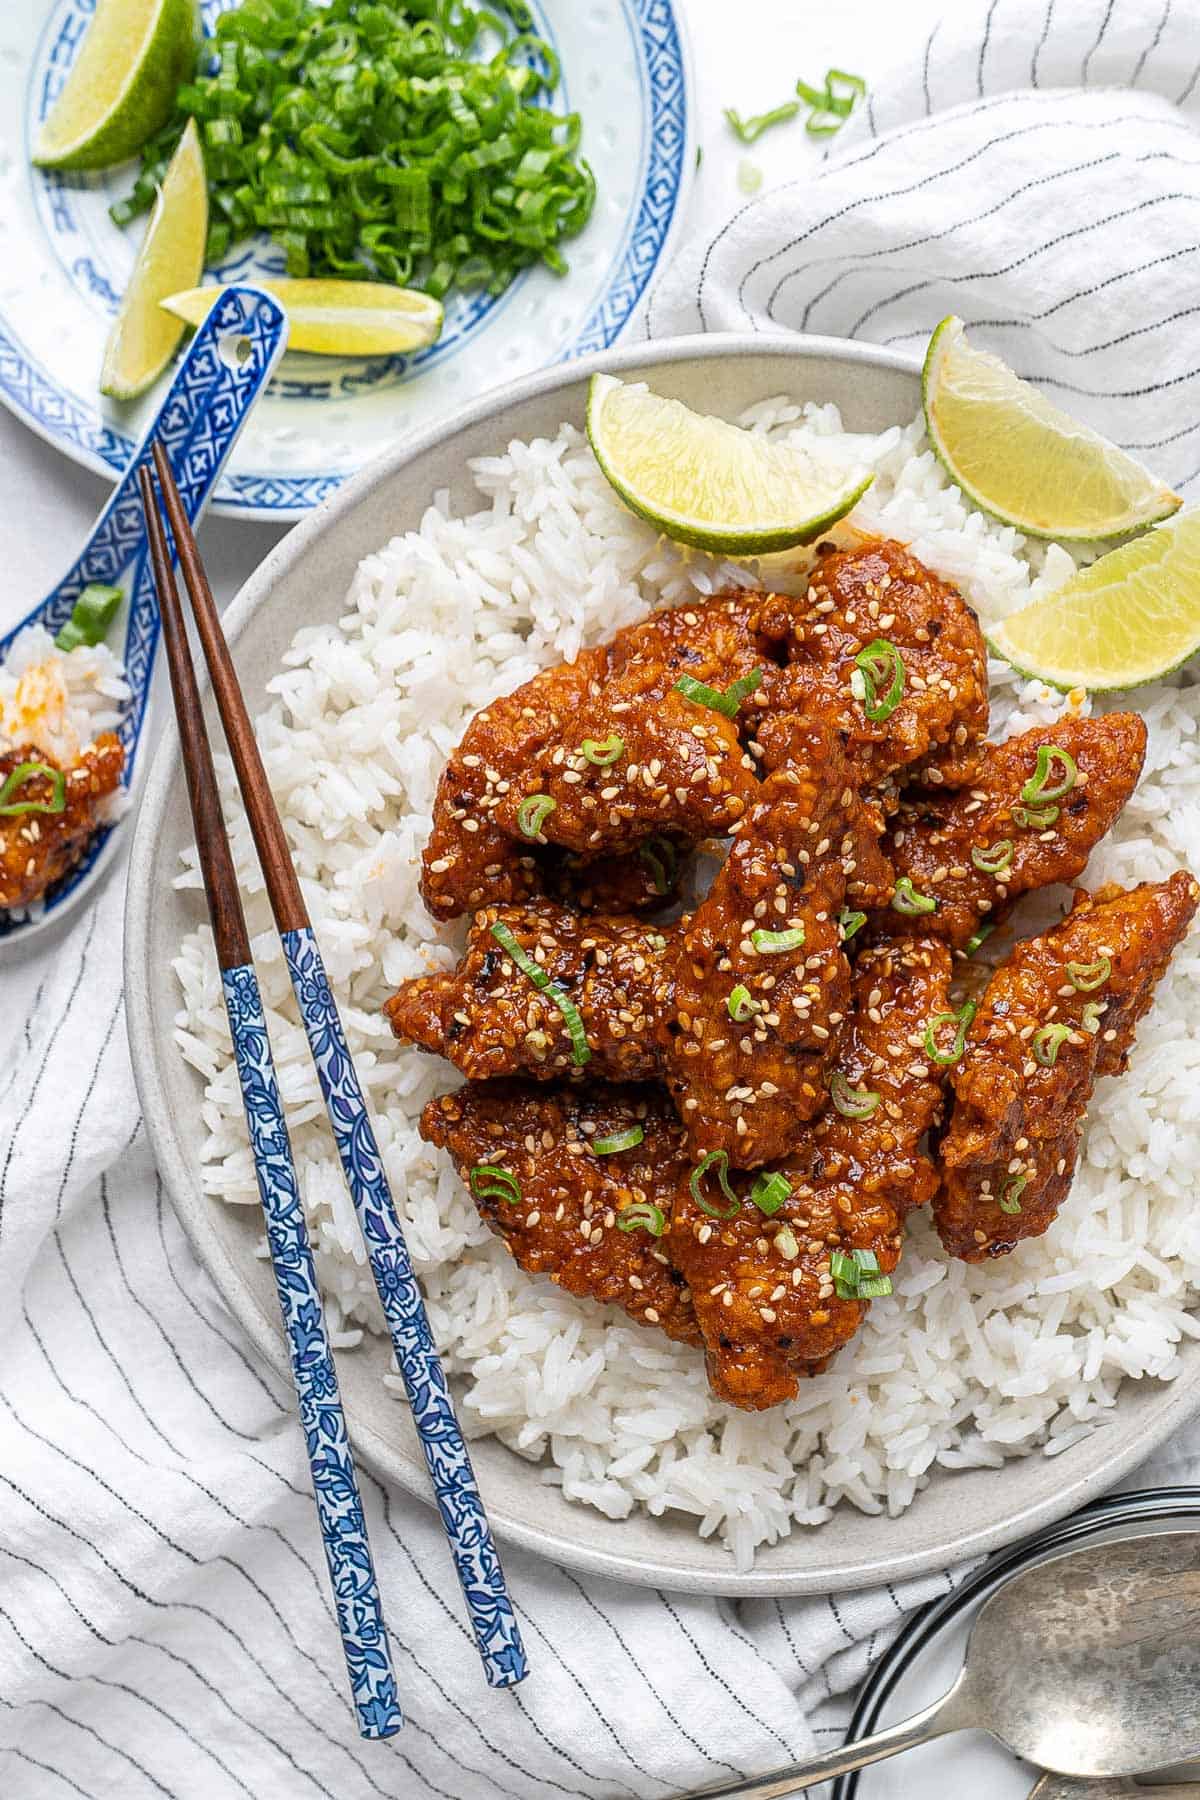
[0,0,693,519]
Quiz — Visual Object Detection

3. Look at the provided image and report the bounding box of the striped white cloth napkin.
[3,1,1199,1794]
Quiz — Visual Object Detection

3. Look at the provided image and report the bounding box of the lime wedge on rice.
[923,316,1181,541]
[586,374,872,554]
[32,0,198,172]
[161,279,443,356]
[988,510,1200,691]
[100,117,207,401]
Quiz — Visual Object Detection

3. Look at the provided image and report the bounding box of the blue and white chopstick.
[140,467,403,1741]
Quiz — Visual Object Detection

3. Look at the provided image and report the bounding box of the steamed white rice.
[171,399,1200,1569]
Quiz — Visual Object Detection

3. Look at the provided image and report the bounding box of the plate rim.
[1,0,696,522]
[125,330,1200,1595]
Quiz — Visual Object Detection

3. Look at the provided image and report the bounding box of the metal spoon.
[682,1531,1200,1796]
[1029,1781,1200,1798]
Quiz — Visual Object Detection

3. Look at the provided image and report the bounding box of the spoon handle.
[680,1674,970,1798]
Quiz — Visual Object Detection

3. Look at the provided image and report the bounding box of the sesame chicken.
[935,873,1200,1262]
[0,735,124,911]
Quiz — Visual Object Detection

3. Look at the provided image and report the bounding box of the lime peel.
[32,0,198,172]
[161,279,443,357]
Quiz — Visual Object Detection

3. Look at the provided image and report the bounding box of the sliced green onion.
[971,839,1014,876]
[727,984,761,1023]
[857,1275,894,1299]
[965,922,996,956]
[490,920,591,1065]
[55,583,123,652]
[999,1173,1028,1215]
[579,735,624,767]
[828,1071,880,1119]
[724,99,801,144]
[639,835,678,896]
[839,908,867,942]
[1032,1022,1073,1067]
[1020,745,1078,805]
[689,1150,740,1219]
[0,761,67,817]
[923,1000,977,1067]
[617,1200,666,1237]
[749,1171,790,1216]
[892,876,937,917]
[738,159,763,195]
[1081,1001,1105,1034]
[1066,956,1111,992]
[469,1164,521,1206]
[592,1125,644,1155]
[674,667,762,719]
[1012,802,1060,829]
[516,793,556,838]
[852,639,905,723]
[830,1246,891,1299]
[751,925,806,954]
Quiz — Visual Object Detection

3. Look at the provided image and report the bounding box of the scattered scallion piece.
[797,67,866,135]
[749,1171,790,1216]
[469,1163,521,1205]
[738,158,763,195]
[490,919,591,1065]
[1081,1000,1105,1034]
[892,876,937,917]
[639,835,678,896]
[971,838,1014,876]
[1020,745,1078,805]
[516,793,556,838]
[1032,1022,1072,1067]
[1066,956,1111,992]
[723,100,801,145]
[851,639,904,723]
[592,1125,644,1155]
[674,668,762,719]
[830,1246,891,1300]
[965,921,995,956]
[579,734,624,767]
[55,583,123,652]
[727,984,760,1024]
[1012,802,1060,829]
[0,761,67,818]
[839,908,867,941]
[750,925,806,954]
[999,1173,1028,1215]
[923,1000,977,1067]
[688,1150,740,1219]
[617,1200,666,1237]
[828,1071,880,1119]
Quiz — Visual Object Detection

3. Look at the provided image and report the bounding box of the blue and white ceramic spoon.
[0,285,288,956]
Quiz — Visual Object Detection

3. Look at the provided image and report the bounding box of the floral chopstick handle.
[282,927,529,1690]
[222,963,403,1740]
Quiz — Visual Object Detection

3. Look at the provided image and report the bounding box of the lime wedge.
[161,279,443,356]
[32,0,197,172]
[989,511,1200,691]
[100,118,207,401]
[923,316,1180,541]
[586,374,872,554]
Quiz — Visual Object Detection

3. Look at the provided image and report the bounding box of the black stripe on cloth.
[1031,0,1057,86]
[1081,0,1118,83]
[0,1696,170,1800]
[921,22,938,115]
[826,1595,857,1647]
[654,1593,792,1755]
[1131,0,1172,87]
[771,1598,812,1679]
[0,978,45,1112]
[1178,52,1200,105]
[53,993,124,1221]
[5,1746,92,1797]
[977,0,1001,97]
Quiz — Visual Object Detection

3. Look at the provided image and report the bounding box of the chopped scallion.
[1012,802,1060,829]
[55,583,123,652]
[839,908,867,942]
[592,1125,644,1155]
[965,922,995,956]
[1032,1022,1073,1066]
[852,639,905,723]
[639,835,678,896]
[688,1150,740,1219]
[490,919,591,1065]
[749,1171,790,1216]
[723,100,801,145]
[923,1000,977,1067]
[999,1173,1028,1215]
[1066,956,1111,992]
[1081,1000,1105,1034]
[750,925,805,954]
[727,984,760,1023]
[516,793,556,838]
[891,876,937,917]
[674,668,762,719]
[1020,745,1078,805]
[469,1163,521,1205]
[971,838,1014,876]
[830,1245,891,1300]
[828,1071,880,1119]
[0,761,67,818]
[579,734,624,767]
[617,1200,666,1237]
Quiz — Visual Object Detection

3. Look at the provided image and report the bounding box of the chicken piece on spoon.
[0,735,124,911]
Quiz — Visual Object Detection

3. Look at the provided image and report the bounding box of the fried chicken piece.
[935,872,1200,1262]
[420,1082,701,1345]
[386,900,671,1083]
[661,727,893,1167]
[0,735,124,910]
[751,538,989,796]
[669,936,954,1409]
[883,714,1147,949]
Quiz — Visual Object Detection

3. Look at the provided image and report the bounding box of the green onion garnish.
[0,761,67,818]
[114,0,596,302]
[1066,956,1111,992]
[971,839,1014,876]
[839,908,867,942]
[580,735,625,767]
[828,1071,880,1119]
[1020,745,1078,806]
[639,835,678,896]
[999,1174,1028,1215]
[852,639,905,723]
[727,984,760,1023]
[923,1000,977,1067]
[750,925,806,954]
[797,67,866,135]
[965,922,996,956]
[490,920,591,1065]
[592,1125,644,1155]
[688,1150,740,1220]
[469,1164,521,1206]
[724,100,801,144]
[1012,802,1060,830]
[517,794,556,839]
[830,1246,892,1300]
[674,668,763,719]
[617,1200,666,1237]
[1081,1001,1105,1034]
[55,583,123,652]
[892,876,937,917]
[749,1172,790,1216]
[1032,1022,1072,1067]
